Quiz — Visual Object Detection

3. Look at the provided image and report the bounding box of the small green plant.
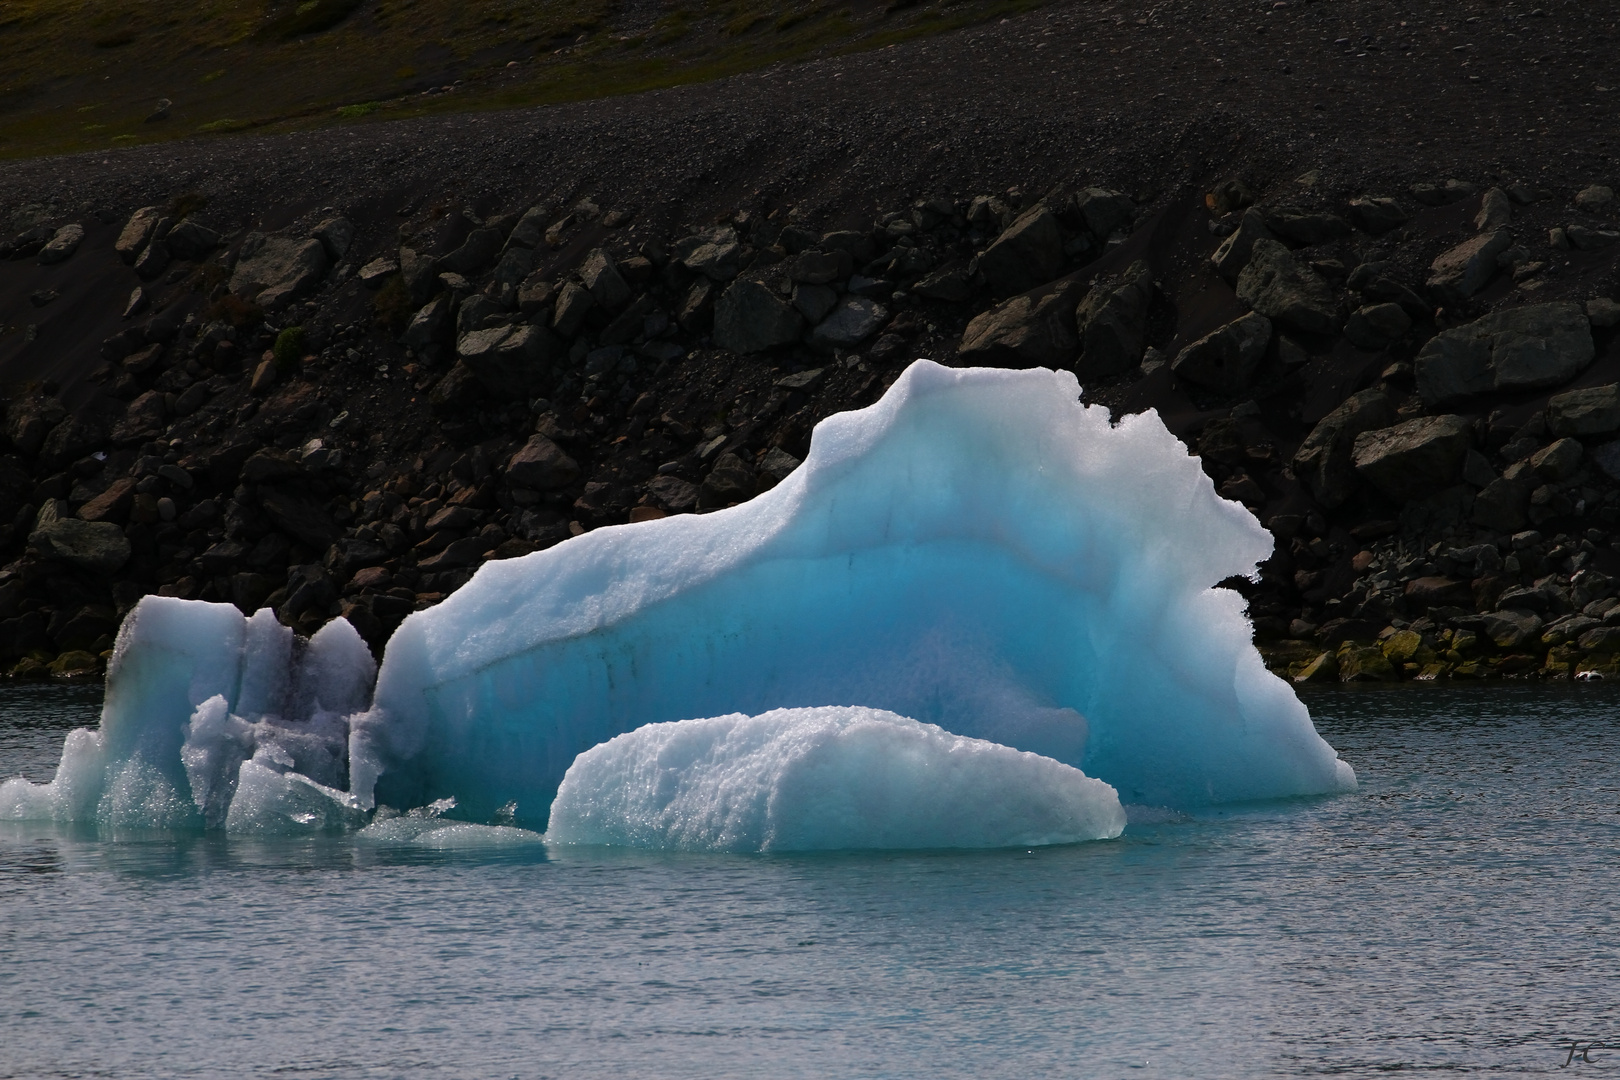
[336,101,381,118]
[201,69,226,83]
[197,118,250,133]
[203,292,264,329]
[371,274,414,333]
[168,190,210,219]
[273,325,307,373]
[723,11,762,34]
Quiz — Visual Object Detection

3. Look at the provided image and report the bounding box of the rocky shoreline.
[3,146,1619,685]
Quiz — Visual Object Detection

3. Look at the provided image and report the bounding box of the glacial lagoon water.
[3,683,1619,1079]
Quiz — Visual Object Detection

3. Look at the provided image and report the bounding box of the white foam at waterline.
[546,706,1127,852]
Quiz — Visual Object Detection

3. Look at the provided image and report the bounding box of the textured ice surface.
[3,360,1356,841]
[356,360,1354,824]
[547,706,1126,851]
[0,599,375,833]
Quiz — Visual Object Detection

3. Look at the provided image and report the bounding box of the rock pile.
[0,170,1617,684]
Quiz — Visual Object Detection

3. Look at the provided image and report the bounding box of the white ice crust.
[547,706,1126,851]
[2,360,1355,844]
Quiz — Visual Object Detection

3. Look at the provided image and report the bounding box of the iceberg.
[2,360,1356,842]
[547,706,1127,852]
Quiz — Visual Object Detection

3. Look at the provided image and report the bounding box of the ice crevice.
[1,360,1355,848]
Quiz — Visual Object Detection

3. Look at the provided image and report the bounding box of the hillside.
[0,0,1038,158]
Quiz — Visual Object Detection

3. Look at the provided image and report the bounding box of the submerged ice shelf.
[1,361,1354,847]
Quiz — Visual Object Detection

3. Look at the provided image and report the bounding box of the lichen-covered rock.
[1074,260,1154,379]
[230,233,328,310]
[1235,238,1343,335]
[957,281,1082,367]
[1352,415,1473,503]
[1292,389,1397,507]
[1414,302,1594,407]
[1337,644,1396,682]
[28,516,131,575]
[1547,383,1620,437]
[977,208,1064,297]
[455,325,558,395]
[1427,229,1511,304]
[1170,312,1272,394]
[713,279,803,354]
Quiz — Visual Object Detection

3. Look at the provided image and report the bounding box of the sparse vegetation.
[371,275,414,333]
[273,325,307,373]
[0,0,1048,159]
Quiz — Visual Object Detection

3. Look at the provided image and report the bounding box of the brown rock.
[505,435,579,490]
[77,478,137,523]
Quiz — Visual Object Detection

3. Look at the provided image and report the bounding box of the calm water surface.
[2,683,1618,1078]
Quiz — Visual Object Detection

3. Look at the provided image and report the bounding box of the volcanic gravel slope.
[0,0,1617,684]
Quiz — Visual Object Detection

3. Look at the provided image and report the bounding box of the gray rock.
[1415,302,1595,406]
[111,391,167,444]
[551,282,594,337]
[757,448,802,486]
[677,280,714,333]
[402,296,453,354]
[1074,261,1154,378]
[977,208,1064,297]
[1352,414,1474,503]
[1347,197,1407,236]
[911,265,973,303]
[505,204,552,250]
[713,279,803,354]
[1210,207,1275,283]
[1566,224,1620,251]
[1474,187,1512,231]
[492,246,535,291]
[791,284,838,324]
[1171,312,1272,394]
[676,227,742,281]
[1263,207,1351,246]
[1483,608,1543,650]
[116,207,162,263]
[699,451,756,509]
[787,249,852,285]
[1471,473,1533,532]
[1344,302,1413,350]
[1427,229,1511,303]
[1072,188,1134,238]
[455,293,507,335]
[809,297,886,349]
[358,257,398,288]
[165,219,220,260]
[311,216,354,262]
[1235,239,1343,336]
[1575,185,1615,212]
[505,435,579,490]
[1590,441,1620,482]
[1530,437,1583,480]
[230,233,328,310]
[1578,625,1620,653]
[1548,384,1620,437]
[1588,298,1620,328]
[1462,448,1497,489]
[133,236,171,280]
[439,226,504,275]
[579,248,631,313]
[600,294,656,347]
[399,247,439,302]
[37,224,84,264]
[28,516,131,575]
[647,475,700,512]
[957,280,1082,368]
[456,325,557,395]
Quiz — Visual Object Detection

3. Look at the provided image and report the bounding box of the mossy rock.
[1382,629,1424,663]
[10,656,51,679]
[47,650,101,678]
[1413,662,1449,681]
[1337,643,1397,682]
[1451,660,1494,679]
[1292,651,1338,683]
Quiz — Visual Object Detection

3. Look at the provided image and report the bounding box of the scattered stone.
[165,219,220,260]
[579,248,631,312]
[1474,187,1512,231]
[1427,229,1511,304]
[230,232,328,310]
[1548,384,1620,437]
[116,206,162,263]
[809,298,887,350]
[1529,437,1583,481]
[1483,608,1543,650]
[440,226,504,276]
[1344,302,1412,350]
[912,266,973,303]
[552,282,594,336]
[958,280,1082,367]
[1566,224,1620,251]
[456,324,557,394]
[676,227,742,281]
[1235,238,1343,335]
[1171,312,1272,394]
[1210,207,1276,283]
[1263,206,1351,246]
[1074,261,1153,379]
[311,216,355,262]
[28,514,131,574]
[1072,188,1134,238]
[1347,197,1407,235]
[358,257,398,288]
[792,283,839,324]
[1415,302,1595,406]
[713,279,803,354]
[1587,298,1620,328]
[506,435,579,490]
[1352,414,1473,503]
[977,207,1064,297]
[37,224,84,264]
[1574,185,1615,212]
[1293,389,1398,507]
